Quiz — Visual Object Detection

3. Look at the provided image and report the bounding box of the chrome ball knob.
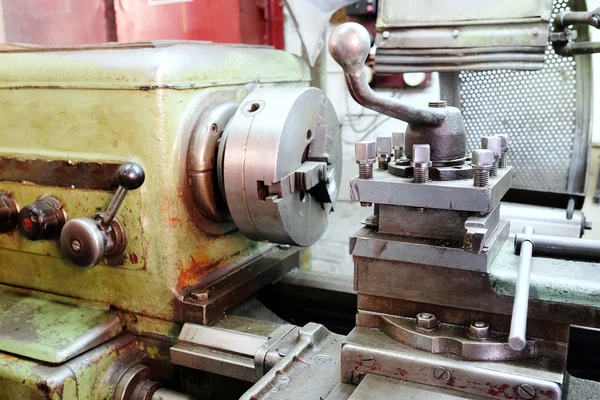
[328,22,371,69]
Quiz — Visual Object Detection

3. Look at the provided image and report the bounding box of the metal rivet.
[434,367,451,381]
[382,31,390,39]
[452,29,460,38]
[518,384,535,399]
[531,27,540,36]
[360,354,374,367]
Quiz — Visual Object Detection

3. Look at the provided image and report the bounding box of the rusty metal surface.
[174,247,300,325]
[341,327,563,400]
[0,157,121,190]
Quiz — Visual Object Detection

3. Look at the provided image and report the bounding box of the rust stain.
[395,368,407,377]
[446,377,467,389]
[177,254,221,292]
[168,216,181,226]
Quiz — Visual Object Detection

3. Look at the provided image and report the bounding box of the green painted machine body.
[0,42,311,398]
[0,42,309,319]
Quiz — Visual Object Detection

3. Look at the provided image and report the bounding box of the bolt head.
[468,321,490,339]
[392,132,405,147]
[355,141,376,163]
[376,136,392,154]
[413,144,431,164]
[471,149,494,168]
[416,312,438,329]
[382,31,390,39]
[481,136,502,156]
[496,134,509,150]
[518,383,536,399]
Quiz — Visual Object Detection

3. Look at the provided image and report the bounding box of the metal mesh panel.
[459,0,577,193]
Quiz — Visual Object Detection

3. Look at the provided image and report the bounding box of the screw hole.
[247,103,261,113]
[210,123,218,134]
[306,130,312,140]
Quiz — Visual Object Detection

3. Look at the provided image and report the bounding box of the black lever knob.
[117,162,145,191]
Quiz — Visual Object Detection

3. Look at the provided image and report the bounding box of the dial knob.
[18,197,66,240]
[60,218,106,269]
[0,193,19,233]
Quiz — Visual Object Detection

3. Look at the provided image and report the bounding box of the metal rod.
[101,187,127,227]
[509,226,534,351]
[515,234,600,262]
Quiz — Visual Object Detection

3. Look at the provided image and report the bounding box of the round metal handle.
[60,218,106,269]
[117,162,145,191]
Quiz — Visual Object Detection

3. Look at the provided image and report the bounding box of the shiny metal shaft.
[102,187,127,227]
[509,225,534,351]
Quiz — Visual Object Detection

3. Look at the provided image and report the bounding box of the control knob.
[0,193,19,233]
[60,162,145,269]
[18,197,67,240]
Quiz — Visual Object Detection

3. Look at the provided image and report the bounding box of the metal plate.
[459,0,591,196]
[0,289,121,363]
[222,87,342,246]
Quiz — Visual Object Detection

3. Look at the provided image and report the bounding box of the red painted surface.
[2,0,110,45]
[3,0,284,48]
[115,0,284,47]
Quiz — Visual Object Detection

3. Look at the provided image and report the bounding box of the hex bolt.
[434,367,451,382]
[496,134,509,169]
[360,353,374,367]
[355,141,376,179]
[517,384,535,399]
[412,144,431,183]
[481,136,502,176]
[376,136,392,171]
[471,149,493,187]
[467,321,490,340]
[416,312,439,330]
[392,132,406,163]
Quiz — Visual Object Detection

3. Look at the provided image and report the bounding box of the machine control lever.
[328,22,467,164]
[509,225,534,351]
[60,162,145,269]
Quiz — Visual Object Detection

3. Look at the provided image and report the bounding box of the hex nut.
[416,312,438,330]
[468,321,490,339]
[481,136,502,156]
[355,141,376,164]
[471,149,493,168]
[376,136,392,155]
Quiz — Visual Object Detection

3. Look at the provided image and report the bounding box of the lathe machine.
[0,0,599,399]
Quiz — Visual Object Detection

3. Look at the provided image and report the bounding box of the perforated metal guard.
[459,0,589,195]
